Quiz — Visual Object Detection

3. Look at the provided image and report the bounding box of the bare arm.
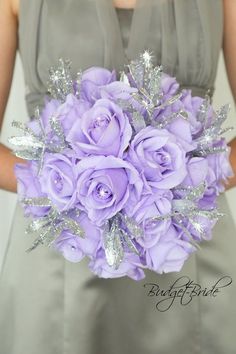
[223,0,236,190]
[0,0,25,193]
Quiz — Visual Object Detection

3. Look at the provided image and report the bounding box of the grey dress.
[0,1,236,353]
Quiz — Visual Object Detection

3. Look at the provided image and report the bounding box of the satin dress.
[0,1,236,353]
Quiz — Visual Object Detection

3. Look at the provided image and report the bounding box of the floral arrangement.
[9,51,233,280]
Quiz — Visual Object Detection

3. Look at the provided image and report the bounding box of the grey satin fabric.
[1,1,236,353]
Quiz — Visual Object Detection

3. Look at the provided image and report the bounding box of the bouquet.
[9,50,233,280]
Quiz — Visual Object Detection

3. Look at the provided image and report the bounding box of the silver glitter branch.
[197,94,211,125]
[115,97,147,135]
[9,61,81,169]
[124,51,233,156]
[173,183,206,201]
[47,58,74,101]
[120,213,144,239]
[130,111,147,133]
[23,203,85,253]
[145,183,223,246]
[103,217,124,270]
[120,51,190,134]
[21,196,52,207]
[9,136,44,149]
[9,107,68,176]
[127,51,164,117]
[102,213,143,269]
[11,120,38,136]
[9,111,45,162]
[152,109,188,129]
[74,70,83,98]
[49,115,67,150]
[193,99,232,156]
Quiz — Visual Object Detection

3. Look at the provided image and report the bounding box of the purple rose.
[67,98,132,158]
[88,247,145,280]
[182,157,208,187]
[166,116,195,153]
[176,156,217,211]
[127,70,179,96]
[198,186,218,210]
[180,89,204,136]
[53,230,84,263]
[14,161,50,217]
[206,140,233,193]
[129,72,181,125]
[196,140,233,209]
[145,225,195,273]
[40,94,91,137]
[180,89,216,137]
[175,156,210,207]
[39,152,78,212]
[161,73,179,98]
[53,212,102,262]
[99,81,137,101]
[75,155,143,226]
[186,216,216,242]
[153,98,195,153]
[56,94,91,135]
[126,126,188,189]
[25,97,61,139]
[124,189,173,248]
[40,97,61,131]
[80,66,137,104]
[80,67,116,103]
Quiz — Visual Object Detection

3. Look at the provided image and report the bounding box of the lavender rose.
[197,141,233,210]
[25,97,61,139]
[128,72,180,124]
[128,70,179,96]
[80,66,137,104]
[126,126,188,189]
[182,157,209,187]
[67,98,132,158]
[145,225,195,273]
[198,187,218,210]
[53,231,84,263]
[161,73,179,98]
[53,212,101,262]
[153,98,195,153]
[55,94,91,135]
[180,89,204,136]
[80,67,116,103]
[39,152,78,212]
[40,94,91,136]
[75,155,143,226]
[99,81,137,101]
[175,156,217,210]
[180,89,215,136]
[185,216,217,242]
[206,140,234,193]
[40,97,61,133]
[124,189,173,248]
[88,247,145,280]
[14,161,50,217]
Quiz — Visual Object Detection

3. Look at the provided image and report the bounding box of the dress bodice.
[18,0,223,117]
